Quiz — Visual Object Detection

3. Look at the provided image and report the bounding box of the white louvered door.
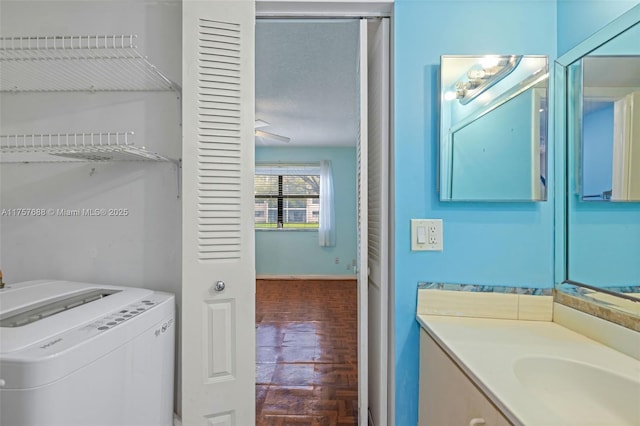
[357,19,369,426]
[366,18,390,426]
[182,1,255,425]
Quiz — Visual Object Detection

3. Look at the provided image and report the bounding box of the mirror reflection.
[577,23,640,201]
[559,8,640,294]
[556,281,639,321]
[439,55,549,201]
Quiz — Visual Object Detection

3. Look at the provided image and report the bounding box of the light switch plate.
[411,219,443,251]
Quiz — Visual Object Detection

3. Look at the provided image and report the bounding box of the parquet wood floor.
[256,279,358,426]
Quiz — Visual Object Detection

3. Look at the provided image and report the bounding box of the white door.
[366,18,390,426]
[612,92,640,200]
[182,1,256,425]
[357,19,369,426]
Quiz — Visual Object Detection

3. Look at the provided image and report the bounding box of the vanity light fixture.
[455,55,522,105]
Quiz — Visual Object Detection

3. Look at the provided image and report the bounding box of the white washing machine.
[0,280,175,426]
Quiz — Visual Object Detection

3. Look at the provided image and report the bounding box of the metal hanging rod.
[0,35,181,93]
[0,132,171,163]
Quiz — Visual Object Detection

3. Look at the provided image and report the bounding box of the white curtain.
[319,160,335,247]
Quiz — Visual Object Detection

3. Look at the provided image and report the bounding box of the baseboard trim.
[257,274,356,281]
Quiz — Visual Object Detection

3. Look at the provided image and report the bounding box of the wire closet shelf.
[0,132,171,163]
[0,35,179,92]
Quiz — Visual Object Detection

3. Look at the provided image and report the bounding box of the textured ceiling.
[255,20,359,147]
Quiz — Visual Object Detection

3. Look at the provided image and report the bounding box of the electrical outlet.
[335,257,340,264]
[428,223,438,245]
[411,219,443,251]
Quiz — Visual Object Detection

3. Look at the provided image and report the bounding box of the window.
[255,164,321,229]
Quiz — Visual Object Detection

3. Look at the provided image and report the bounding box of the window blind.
[255,163,321,229]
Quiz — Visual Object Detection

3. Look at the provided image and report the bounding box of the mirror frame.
[554,5,640,291]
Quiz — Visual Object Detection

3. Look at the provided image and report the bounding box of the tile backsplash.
[418,282,552,295]
[553,287,639,332]
[417,282,553,321]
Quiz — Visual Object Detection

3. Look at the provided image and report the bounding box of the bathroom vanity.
[418,326,511,426]
[417,311,640,426]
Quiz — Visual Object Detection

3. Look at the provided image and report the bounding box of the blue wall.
[582,104,614,199]
[394,1,557,424]
[559,2,640,287]
[255,146,357,276]
[557,0,638,55]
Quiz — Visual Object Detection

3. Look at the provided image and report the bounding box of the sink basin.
[513,356,640,425]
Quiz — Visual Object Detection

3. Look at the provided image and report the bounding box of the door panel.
[182,1,255,425]
[204,300,235,381]
[204,413,234,426]
[366,18,390,426]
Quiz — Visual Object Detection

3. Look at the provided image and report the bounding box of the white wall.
[0,0,182,412]
[0,0,181,294]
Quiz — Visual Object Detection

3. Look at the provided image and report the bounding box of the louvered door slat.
[200,68,240,78]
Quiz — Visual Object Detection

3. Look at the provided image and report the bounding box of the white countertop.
[417,314,640,426]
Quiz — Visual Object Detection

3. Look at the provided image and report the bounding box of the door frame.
[255,2,393,425]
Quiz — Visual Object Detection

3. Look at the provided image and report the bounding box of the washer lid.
[0,280,153,354]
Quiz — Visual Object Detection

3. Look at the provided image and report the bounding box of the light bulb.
[443,91,457,101]
[479,55,501,68]
[467,69,488,80]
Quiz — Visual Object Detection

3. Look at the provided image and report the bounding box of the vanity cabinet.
[419,329,512,426]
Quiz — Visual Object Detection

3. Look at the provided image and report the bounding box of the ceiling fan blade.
[255,130,290,144]
[255,119,270,128]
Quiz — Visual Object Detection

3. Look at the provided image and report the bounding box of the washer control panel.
[14,294,172,359]
[86,298,159,332]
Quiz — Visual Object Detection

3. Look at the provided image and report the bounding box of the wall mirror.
[572,23,640,201]
[557,5,640,298]
[439,55,549,201]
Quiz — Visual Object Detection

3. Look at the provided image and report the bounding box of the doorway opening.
[254,18,361,425]
[253,16,391,426]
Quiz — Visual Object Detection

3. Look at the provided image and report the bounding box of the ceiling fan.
[255,119,290,144]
